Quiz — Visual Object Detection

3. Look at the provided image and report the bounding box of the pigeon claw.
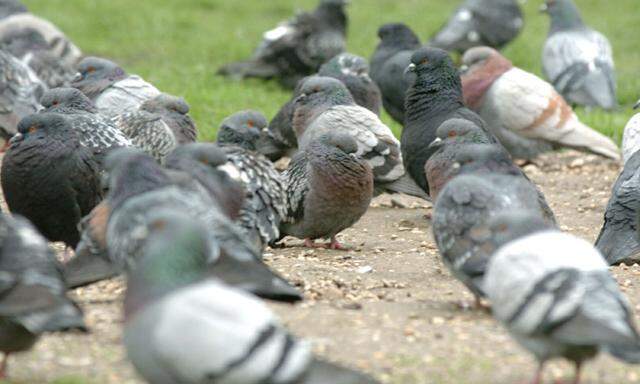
[327,237,350,251]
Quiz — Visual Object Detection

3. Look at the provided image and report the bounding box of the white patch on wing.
[264,25,293,42]
[218,162,242,182]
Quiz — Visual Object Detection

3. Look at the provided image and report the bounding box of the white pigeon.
[622,100,640,164]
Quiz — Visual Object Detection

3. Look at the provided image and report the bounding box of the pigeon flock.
[0,0,638,383]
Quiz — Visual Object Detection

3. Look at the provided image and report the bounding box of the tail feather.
[594,225,640,265]
[557,120,621,160]
[217,59,281,79]
[63,247,120,289]
[376,173,431,201]
[608,344,640,364]
[299,359,380,384]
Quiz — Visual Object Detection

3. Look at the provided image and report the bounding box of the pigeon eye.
[497,224,508,232]
[150,220,167,231]
[247,120,254,128]
[86,66,96,74]
[421,59,429,65]
[28,126,37,134]
[52,100,59,106]
[448,131,457,138]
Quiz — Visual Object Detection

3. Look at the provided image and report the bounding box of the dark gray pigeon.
[1,113,102,249]
[0,213,86,379]
[216,111,288,251]
[1,28,75,88]
[429,0,523,54]
[0,0,27,19]
[0,49,43,141]
[318,53,382,115]
[294,76,428,199]
[281,132,373,249]
[403,47,496,194]
[217,0,348,88]
[40,87,133,165]
[370,23,421,124]
[72,57,160,117]
[541,0,617,110]
[595,149,640,265]
[123,209,379,384]
[486,223,640,384]
[433,145,556,303]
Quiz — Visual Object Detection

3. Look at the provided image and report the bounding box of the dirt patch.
[5,150,640,384]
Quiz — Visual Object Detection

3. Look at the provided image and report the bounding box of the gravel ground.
[4,150,640,384]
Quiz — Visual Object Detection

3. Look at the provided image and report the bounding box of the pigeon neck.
[110,164,172,211]
[549,4,584,32]
[406,70,465,121]
[461,55,513,110]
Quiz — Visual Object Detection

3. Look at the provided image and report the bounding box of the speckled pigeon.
[217,0,348,88]
[370,23,421,124]
[433,145,556,303]
[541,0,616,110]
[216,111,288,251]
[0,213,86,379]
[1,28,75,88]
[486,223,640,384]
[424,118,494,200]
[318,53,382,115]
[294,76,428,199]
[40,87,133,165]
[72,57,160,117]
[429,0,523,54]
[0,49,43,141]
[1,113,102,249]
[281,132,373,249]
[594,150,640,265]
[124,209,379,384]
[622,101,640,164]
[139,93,197,144]
[461,46,620,160]
[403,47,497,195]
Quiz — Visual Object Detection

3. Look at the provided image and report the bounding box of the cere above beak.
[428,137,444,149]
[459,64,469,74]
[404,63,417,76]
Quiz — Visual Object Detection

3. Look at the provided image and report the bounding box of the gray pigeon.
[216,111,288,251]
[318,53,382,115]
[370,23,421,124]
[0,0,27,19]
[281,132,373,249]
[1,28,76,88]
[40,87,133,165]
[433,145,556,303]
[0,213,86,379]
[595,149,640,265]
[0,48,43,141]
[72,57,160,117]
[622,100,640,164]
[217,0,348,88]
[123,209,379,384]
[429,0,523,54]
[541,0,617,110]
[294,76,428,199]
[486,223,640,384]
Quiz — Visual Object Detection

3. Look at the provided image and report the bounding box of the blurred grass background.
[26,0,640,142]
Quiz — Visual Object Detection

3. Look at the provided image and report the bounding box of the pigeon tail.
[63,244,120,289]
[375,173,431,201]
[608,343,640,364]
[594,226,640,265]
[556,120,620,160]
[299,359,380,384]
[217,59,281,80]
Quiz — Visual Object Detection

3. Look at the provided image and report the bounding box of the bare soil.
[5,150,640,384]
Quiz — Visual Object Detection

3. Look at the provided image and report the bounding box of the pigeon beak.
[459,65,469,75]
[294,93,307,104]
[634,99,640,110]
[404,63,416,76]
[9,132,23,145]
[349,153,358,160]
[428,137,444,149]
[72,72,83,83]
[539,3,548,13]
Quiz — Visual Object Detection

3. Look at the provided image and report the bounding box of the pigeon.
[541,0,617,110]
[0,27,76,88]
[281,132,373,249]
[40,87,133,165]
[318,53,382,115]
[0,49,44,141]
[622,100,640,164]
[429,0,523,54]
[461,46,620,160]
[432,145,556,303]
[67,148,302,302]
[123,209,379,384]
[403,47,496,194]
[1,113,102,249]
[369,23,421,124]
[110,95,190,162]
[594,149,640,265]
[485,224,640,384]
[0,4,81,66]
[0,213,86,378]
[72,57,161,117]
[294,76,428,199]
[217,0,348,88]
[424,118,494,200]
[216,111,288,250]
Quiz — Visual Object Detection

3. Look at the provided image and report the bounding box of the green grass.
[25,0,640,143]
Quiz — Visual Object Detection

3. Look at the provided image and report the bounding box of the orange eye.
[448,131,457,138]
[497,224,508,232]
[421,59,429,65]
[247,120,254,128]
[52,101,59,106]
[150,220,167,231]
[86,66,96,73]
[28,126,37,134]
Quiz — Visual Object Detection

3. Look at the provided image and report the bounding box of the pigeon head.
[316,0,348,32]
[141,94,189,116]
[460,46,513,109]
[13,113,75,146]
[487,211,555,249]
[376,23,420,49]
[430,119,489,149]
[0,0,27,19]
[40,88,97,113]
[216,110,268,151]
[292,76,354,135]
[72,57,128,99]
[540,0,584,31]
[407,47,456,77]
[319,53,370,79]
[0,28,48,57]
